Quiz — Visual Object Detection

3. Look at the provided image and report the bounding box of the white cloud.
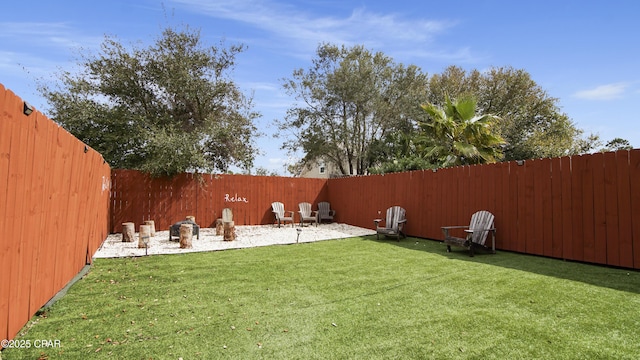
[268,157,289,165]
[394,46,480,64]
[0,22,102,50]
[244,81,279,91]
[169,0,463,60]
[0,21,104,91]
[0,21,71,37]
[573,83,628,100]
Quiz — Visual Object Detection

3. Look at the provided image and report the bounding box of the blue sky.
[2,0,639,174]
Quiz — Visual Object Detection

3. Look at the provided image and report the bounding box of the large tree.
[427,66,597,160]
[279,43,428,176]
[40,26,260,177]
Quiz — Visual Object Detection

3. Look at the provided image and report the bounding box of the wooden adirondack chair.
[441,210,496,256]
[317,201,335,223]
[215,208,234,235]
[272,202,295,227]
[222,208,233,222]
[298,202,318,227]
[374,206,407,241]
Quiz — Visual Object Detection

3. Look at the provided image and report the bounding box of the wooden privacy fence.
[110,170,329,233]
[0,85,111,342]
[328,151,640,269]
[111,149,640,270]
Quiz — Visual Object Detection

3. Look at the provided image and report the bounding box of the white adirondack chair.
[272,202,295,228]
[374,206,407,241]
[441,210,496,256]
[222,208,233,222]
[317,201,335,223]
[215,208,234,235]
[298,202,318,227]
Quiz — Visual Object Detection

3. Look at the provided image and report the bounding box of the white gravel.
[93,223,376,258]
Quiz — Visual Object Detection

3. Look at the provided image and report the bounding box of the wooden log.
[215,218,224,236]
[144,220,156,237]
[186,215,196,223]
[180,224,193,249]
[122,222,135,242]
[138,225,151,248]
[223,221,236,241]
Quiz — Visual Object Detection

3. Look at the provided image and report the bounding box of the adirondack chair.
[317,201,335,223]
[298,202,318,227]
[272,202,295,228]
[215,208,234,235]
[222,208,233,222]
[441,210,496,257]
[374,206,407,241]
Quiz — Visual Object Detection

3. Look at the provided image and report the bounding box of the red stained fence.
[111,150,640,270]
[328,152,640,269]
[110,170,328,232]
[0,85,111,342]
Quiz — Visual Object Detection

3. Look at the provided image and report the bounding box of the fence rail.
[0,85,111,342]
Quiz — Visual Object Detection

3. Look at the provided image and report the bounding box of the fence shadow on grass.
[364,235,640,295]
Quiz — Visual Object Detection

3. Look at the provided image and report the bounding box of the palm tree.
[417,95,505,167]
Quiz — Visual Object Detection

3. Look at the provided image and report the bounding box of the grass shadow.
[364,235,640,295]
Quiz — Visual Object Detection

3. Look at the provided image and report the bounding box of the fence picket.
[582,154,596,263]
[591,153,607,265]
[616,151,633,268]
[550,158,563,258]
[630,149,640,268]
[604,152,619,265]
[539,158,554,258]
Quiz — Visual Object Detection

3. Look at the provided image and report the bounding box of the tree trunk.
[122,222,135,242]
[179,224,193,249]
[223,221,236,241]
[138,225,151,248]
[215,218,224,236]
[144,220,156,237]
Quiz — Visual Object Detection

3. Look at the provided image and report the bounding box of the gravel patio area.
[94,223,376,258]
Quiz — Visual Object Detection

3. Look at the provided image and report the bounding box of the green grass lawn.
[3,236,639,359]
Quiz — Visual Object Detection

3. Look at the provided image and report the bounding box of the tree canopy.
[278,43,428,176]
[279,45,626,175]
[601,137,633,152]
[40,26,260,177]
[427,66,598,160]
